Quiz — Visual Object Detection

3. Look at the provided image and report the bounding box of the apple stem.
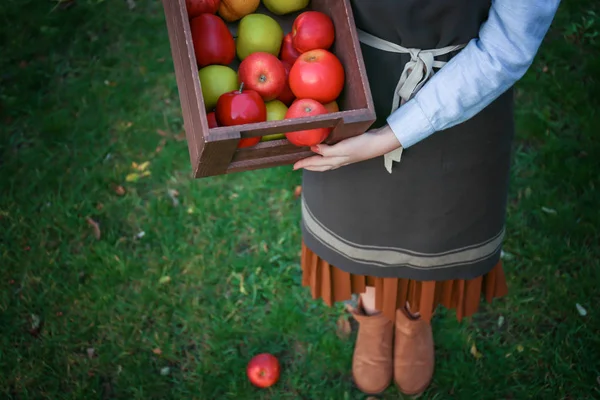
[238,82,244,93]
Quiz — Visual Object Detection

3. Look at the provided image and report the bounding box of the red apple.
[190,13,235,68]
[207,111,218,128]
[279,33,302,64]
[216,83,266,147]
[289,49,345,104]
[247,353,280,388]
[238,52,287,101]
[276,60,295,106]
[185,0,221,18]
[285,98,331,147]
[292,11,335,53]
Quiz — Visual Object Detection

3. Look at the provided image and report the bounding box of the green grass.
[1,0,599,399]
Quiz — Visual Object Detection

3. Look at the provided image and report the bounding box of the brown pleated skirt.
[301,242,509,324]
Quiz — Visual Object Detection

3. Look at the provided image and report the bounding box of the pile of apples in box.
[187,0,345,148]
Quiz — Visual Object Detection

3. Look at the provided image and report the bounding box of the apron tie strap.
[357,29,466,173]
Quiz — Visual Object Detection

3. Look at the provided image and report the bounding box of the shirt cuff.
[386,99,436,149]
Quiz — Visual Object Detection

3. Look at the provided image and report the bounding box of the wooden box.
[161,0,376,178]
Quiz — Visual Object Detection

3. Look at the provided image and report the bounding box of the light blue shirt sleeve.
[386,0,562,149]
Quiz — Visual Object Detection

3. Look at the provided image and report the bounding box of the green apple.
[262,0,310,15]
[261,100,288,141]
[236,14,284,60]
[198,65,238,110]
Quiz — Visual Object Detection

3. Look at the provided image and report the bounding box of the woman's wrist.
[365,124,404,158]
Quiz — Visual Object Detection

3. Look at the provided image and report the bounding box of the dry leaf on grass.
[125,171,151,182]
[152,348,162,355]
[167,189,180,207]
[113,185,126,196]
[155,138,167,153]
[293,186,302,198]
[336,316,352,340]
[132,161,150,172]
[516,344,524,353]
[470,343,483,359]
[86,217,101,240]
[156,129,169,137]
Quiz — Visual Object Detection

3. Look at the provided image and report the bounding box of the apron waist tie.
[357,29,466,173]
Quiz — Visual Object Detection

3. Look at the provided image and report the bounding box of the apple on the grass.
[190,13,235,68]
[285,98,331,147]
[292,11,335,53]
[238,52,287,101]
[289,49,345,104]
[215,83,267,148]
[247,353,280,388]
[185,0,220,18]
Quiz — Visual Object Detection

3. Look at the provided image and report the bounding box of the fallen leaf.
[516,345,524,353]
[126,173,140,182]
[336,316,351,340]
[156,129,169,137]
[159,276,171,285]
[293,185,302,198]
[135,231,145,239]
[167,189,180,207]
[87,348,96,358]
[498,315,505,328]
[86,217,101,240]
[470,343,483,359]
[175,131,186,142]
[542,65,549,73]
[541,206,557,215]
[28,314,43,337]
[114,185,126,196]
[576,303,587,316]
[155,138,167,153]
[152,348,162,355]
[160,367,170,376]
[135,161,150,172]
[187,207,195,214]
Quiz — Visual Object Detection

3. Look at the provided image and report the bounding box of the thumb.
[311,143,339,157]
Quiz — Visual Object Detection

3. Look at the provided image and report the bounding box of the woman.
[294,0,561,396]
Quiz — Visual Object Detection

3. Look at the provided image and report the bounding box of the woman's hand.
[293,124,403,171]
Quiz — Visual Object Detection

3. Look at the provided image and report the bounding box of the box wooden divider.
[162,0,376,178]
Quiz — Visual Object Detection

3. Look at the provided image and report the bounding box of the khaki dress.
[300,0,511,323]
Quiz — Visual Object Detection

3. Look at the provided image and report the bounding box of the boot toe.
[352,362,393,394]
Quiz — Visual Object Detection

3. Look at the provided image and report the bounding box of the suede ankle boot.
[393,306,435,396]
[350,300,394,394]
